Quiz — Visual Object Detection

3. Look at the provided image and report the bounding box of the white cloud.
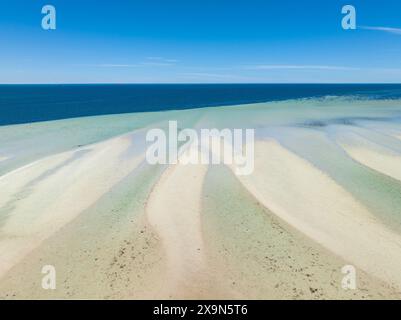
[146,57,179,63]
[140,62,175,67]
[97,64,141,68]
[181,72,238,79]
[89,62,175,68]
[85,57,178,68]
[360,26,401,35]
[244,65,360,71]
[179,72,252,82]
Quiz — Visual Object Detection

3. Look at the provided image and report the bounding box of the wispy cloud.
[140,62,175,67]
[141,57,178,66]
[181,72,239,79]
[182,72,233,78]
[146,57,179,63]
[244,65,360,71]
[360,26,401,35]
[85,57,178,68]
[96,64,141,68]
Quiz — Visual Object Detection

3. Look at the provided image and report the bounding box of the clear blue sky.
[1,0,401,83]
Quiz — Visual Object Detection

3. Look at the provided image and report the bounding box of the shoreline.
[1,97,401,299]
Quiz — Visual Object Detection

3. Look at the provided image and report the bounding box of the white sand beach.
[146,146,214,298]
[235,140,401,290]
[0,132,145,278]
[1,97,401,299]
[335,132,401,182]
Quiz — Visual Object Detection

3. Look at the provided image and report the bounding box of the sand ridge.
[0,132,145,279]
[145,143,217,298]
[231,139,401,290]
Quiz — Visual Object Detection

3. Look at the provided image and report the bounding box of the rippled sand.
[1,97,401,299]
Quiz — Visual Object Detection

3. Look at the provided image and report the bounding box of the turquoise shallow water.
[1,94,401,299]
[1,95,401,230]
[201,165,389,299]
[0,107,204,175]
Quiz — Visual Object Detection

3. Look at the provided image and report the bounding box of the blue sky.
[1,0,401,83]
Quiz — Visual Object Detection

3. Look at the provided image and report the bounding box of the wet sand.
[1,97,401,299]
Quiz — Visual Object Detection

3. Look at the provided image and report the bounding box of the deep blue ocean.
[1,84,401,126]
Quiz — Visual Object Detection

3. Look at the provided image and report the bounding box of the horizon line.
[1,82,401,85]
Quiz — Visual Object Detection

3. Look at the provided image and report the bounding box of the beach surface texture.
[1,97,401,299]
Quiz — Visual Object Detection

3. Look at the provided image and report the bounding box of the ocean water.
[1,84,401,297]
[1,84,401,125]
